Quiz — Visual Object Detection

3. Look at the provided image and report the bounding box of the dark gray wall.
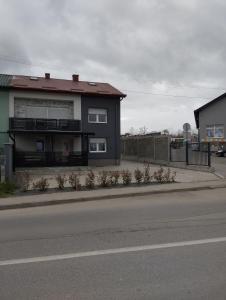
[199,96,226,140]
[81,95,121,162]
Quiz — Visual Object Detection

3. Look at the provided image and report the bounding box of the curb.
[1,183,226,211]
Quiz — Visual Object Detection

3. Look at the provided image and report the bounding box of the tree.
[162,129,169,135]
[139,126,148,135]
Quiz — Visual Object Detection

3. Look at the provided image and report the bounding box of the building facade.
[194,93,226,143]
[0,73,126,167]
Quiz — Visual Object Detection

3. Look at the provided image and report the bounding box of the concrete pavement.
[1,189,226,299]
[15,160,218,189]
[1,179,226,210]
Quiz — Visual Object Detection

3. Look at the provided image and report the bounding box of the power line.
[122,90,212,100]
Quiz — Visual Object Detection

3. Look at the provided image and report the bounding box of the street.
[1,188,226,299]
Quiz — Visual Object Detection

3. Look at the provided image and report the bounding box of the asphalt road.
[1,188,226,299]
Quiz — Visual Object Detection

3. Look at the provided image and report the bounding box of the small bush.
[121,170,132,185]
[153,167,176,183]
[85,171,95,189]
[153,167,165,183]
[33,177,49,192]
[17,172,32,192]
[109,171,120,186]
[143,163,151,184]
[98,171,110,187]
[134,168,143,184]
[170,171,176,182]
[164,168,176,183]
[68,173,81,190]
[0,181,16,196]
[55,174,67,190]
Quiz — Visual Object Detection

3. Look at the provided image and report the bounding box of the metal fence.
[170,141,211,166]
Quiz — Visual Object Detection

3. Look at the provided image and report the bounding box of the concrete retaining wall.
[121,135,170,164]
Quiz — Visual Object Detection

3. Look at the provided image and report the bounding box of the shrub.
[153,167,177,183]
[164,168,176,183]
[170,171,176,182]
[109,171,120,186]
[121,169,132,185]
[98,171,110,187]
[134,168,143,184]
[143,163,151,184]
[153,167,165,183]
[16,171,32,192]
[33,177,49,192]
[68,173,81,190]
[85,170,95,189]
[55,174,67,190]
[0,181,16,196]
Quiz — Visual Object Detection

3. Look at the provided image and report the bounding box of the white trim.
[88,108,107,124]
[89,138,107,153]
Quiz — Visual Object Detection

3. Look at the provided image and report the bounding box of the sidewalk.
[1,179,226,211]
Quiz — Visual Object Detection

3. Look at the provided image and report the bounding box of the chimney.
[45,73,50,79]
[72,74,79,82]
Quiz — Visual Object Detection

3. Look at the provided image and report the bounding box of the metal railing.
[170,141,211,166]
[15,151,88,167]
[9,118,81,132]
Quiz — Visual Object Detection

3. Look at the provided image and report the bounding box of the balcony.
[9,117,81,132]
[15,151,88,167]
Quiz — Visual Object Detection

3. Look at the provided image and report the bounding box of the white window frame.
[89,138,107,153]
[206,125,224,139]
[88,108,107,124]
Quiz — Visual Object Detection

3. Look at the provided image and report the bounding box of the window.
[206,125,224,139]
[36,140,45,152]
[88,108,107,123]
[89,138,107,153]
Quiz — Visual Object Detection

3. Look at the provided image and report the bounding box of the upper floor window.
[206,125,224,139]
[88,108,107,123]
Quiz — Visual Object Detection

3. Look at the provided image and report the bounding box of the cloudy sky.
[1,0,226,133]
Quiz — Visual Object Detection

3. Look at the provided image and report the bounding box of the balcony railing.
[15,151,88,167]
[9,118,81,132]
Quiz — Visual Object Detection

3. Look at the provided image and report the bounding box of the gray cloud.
[0,0,226,132]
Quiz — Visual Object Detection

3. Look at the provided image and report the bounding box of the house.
[0,73,126,167]
[194,93,226,143]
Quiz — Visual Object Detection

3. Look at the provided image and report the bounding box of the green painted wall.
[0,90,9,151]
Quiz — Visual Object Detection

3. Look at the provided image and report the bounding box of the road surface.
[1,188,226,299]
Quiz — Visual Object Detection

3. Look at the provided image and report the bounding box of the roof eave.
[10,86,126,98]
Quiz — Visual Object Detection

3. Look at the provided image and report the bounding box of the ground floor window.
[89,138,107,153]
[206,125,224,139]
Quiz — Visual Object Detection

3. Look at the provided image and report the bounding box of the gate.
[170,141,211,167]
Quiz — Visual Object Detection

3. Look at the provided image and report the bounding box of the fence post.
[185,141,189,165]
[207,142,211,167]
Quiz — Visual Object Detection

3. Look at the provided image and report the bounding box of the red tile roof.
[6,74,126,98]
